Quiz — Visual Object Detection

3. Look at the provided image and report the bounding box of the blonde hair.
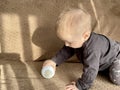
[56,8,92,38]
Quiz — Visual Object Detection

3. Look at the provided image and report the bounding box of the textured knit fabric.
[109,59,120,85]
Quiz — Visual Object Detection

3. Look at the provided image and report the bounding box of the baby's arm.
[51,45,75,65]
[41,45,75,79]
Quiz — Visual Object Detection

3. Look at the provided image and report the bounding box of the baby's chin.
[70,45,82,49]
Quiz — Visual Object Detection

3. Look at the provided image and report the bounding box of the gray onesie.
[52,32,120,90]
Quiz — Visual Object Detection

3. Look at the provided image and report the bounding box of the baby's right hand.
[42,59,56,71]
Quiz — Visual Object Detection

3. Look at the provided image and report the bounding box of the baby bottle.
[41,65,55,79]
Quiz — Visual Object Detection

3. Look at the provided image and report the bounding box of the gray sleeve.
[51,45,75,66]
[76,49,100,90]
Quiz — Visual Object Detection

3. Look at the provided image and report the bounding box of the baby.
[42,9,120,90]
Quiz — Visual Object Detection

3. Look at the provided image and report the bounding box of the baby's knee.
[109,61,120,85]
[109,73,120,85]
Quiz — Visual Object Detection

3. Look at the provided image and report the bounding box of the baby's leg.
[109,59,120,85]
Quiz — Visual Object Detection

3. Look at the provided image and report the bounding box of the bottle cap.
[41,65,55,79]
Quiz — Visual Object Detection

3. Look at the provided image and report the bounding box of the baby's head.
[56,8,92,48]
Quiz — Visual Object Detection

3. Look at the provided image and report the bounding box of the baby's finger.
[65,85,74,90]
[66,87,73,90]
[66,82,75,86]
[71,81,76,85]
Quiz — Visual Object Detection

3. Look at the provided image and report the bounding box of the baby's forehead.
[57,29,82,41]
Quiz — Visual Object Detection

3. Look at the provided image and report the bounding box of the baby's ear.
[83,31,90,41]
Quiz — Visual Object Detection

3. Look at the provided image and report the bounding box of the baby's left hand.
[65,81,79,90]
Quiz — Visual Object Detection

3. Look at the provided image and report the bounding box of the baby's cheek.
[72,43,82,48]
